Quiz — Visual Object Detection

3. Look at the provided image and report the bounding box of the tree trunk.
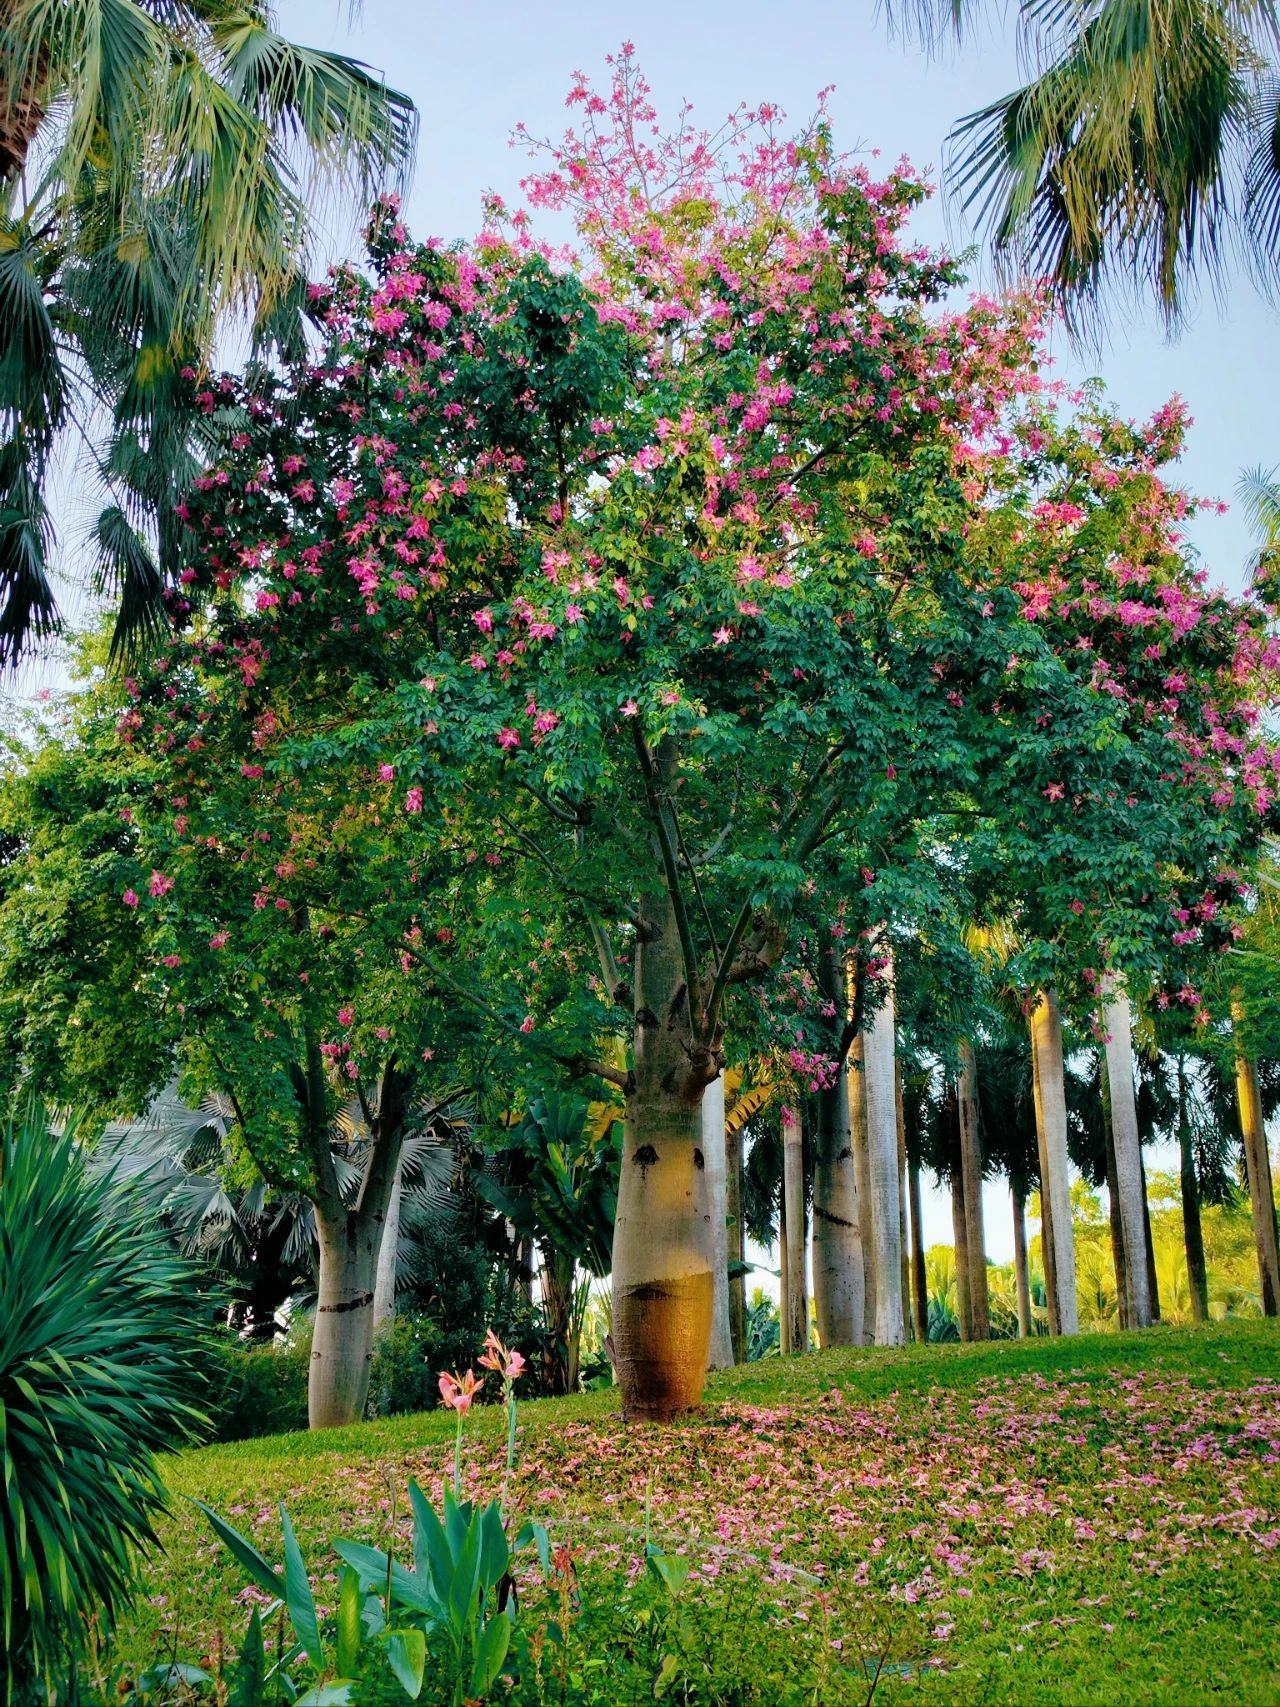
[850,1034,876,1344]
[957,1040,990,1339]
[896,1065,911,1336]
[1232,1000,1280,1318]
[908,1150,928,1343]
[726,1112,747,1363]
[863,967,904,1345]
[1029,989,1078,1336]
[1176,1055,1209,1323]
[702,1074,734,1370]
[1103,1116,1131,1330]
[782,1106,808,1354]
[1011,1187,1033,1338]
[611,883,715,1420]
[311,1203,382,1428]
[950,1119,973,1342]
[372,1170,402,1333]
[1101,982,1152,1328]
[540,1248,577,1394]
[779,1202,790,1355]
[1139,1147,1161,1324]
[813,953,863,1347]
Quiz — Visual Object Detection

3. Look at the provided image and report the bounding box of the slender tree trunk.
[1029,989,1078,1336]
[1176,1055,1209,1324]
[726,1112,747,1363]
[813,1051,864,1347]
[813,951,863,1346]
[1011,1187,1033,1338]
[1139,1147,1161,1324]
[957,1040,990,1339]
[896,1065,911,1335]
[782,1106,808,1354]
[703,1074,734,1370]
[850,1034,876,1345]
[1103,1118,1131,1330]
[1101,982,1152,1328]
[863,965,904,1345]
[540,1250,577,1394]
[1232,999,1280,1318]
[779,1202,790,1355]
[372,1170,402,1333]
[612,881,716,1419]
[950,1117,973,1342]
[908,1150,928,1343]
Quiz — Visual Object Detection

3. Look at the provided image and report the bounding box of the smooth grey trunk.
[950,1139,972,1342]
[863,966,904,1345]
[1233,1001,1280,1317]
[726,1113,747,1362]
[782,1106,808,1353]
[311,1207,382,1429]
[957,1040,990,1339]
[850,1034,876,1344]
[896,1066,911,1335]
[1011,1187,1033,1338]
[813,1020,864,1347]
[1103,1118,1131,1330]
[703,1074,734,1370]
[908,1150,928,1342]
[372,1170,402,1333]
[1176,1056,1209,1323]
[1101,982,1152,1328]
[1140,1148,1161,1323]
[1029,988,1078,1336]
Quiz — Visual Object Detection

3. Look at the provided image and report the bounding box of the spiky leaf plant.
[0,1106,203,1702]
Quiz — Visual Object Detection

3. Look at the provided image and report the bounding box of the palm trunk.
[372,1169,402,1333]
[863,967,904,1345]
[813,951,863,1347]
[1011,1187,1033,1338]
[726,1112,747,1362]
[908,1149,928,1343]
[1101,983,1152,1327]
[950,1115,973,1342]
[896,1065,911,1334]
[779,1203,790,1354]
[1103,1119,1131,1330]
[850,1034,876,1345]
[1232,1000,1280,1318]
[1176,1055,1209,1323]
[1140,1151,1161,1324]
[782,1106,808,1353]
[957,1040,990,1339]
[540,1249,577,1394]
[1029,989,1078,1335]
[702,1074,734,1370]
[611,882,714,1420]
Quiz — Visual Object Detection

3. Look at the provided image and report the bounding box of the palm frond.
[92,504,165,661]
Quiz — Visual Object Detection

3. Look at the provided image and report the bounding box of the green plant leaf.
[335,1564,361,1679]
[469,1613,512,1698]
[280,1505,324,1667]
[384,1629,426,1699]
[228,1610,265,1707]
[194,1500,283,1599]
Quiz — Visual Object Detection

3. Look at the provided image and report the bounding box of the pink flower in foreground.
[161,954,182,968]
[438,1368,479,1414]
[337,1006,355,1028]
[209,931,230,950]
[122,889,140,908]
[479,1329,526,1383]
[1043,782,1065,802]
[497,727,521,749]
[378,764,395,781]
[404,787,424,813]
[149,870,174,898]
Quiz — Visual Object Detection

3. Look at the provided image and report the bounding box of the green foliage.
[0,1105,203,1701]
[203,1334,311,1444]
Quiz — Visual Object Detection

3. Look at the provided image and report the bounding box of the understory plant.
[0,1105,202,1703]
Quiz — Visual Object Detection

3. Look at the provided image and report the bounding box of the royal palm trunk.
[1029,989,1078,1336]
[863,969,904,1345]
[813,1035,863,1347]
[1011,1187,1033,1338]
[702,1074,734,1369]
[1101,982,1152,1328]
[1231,1001,1280,1318]
[611,888,715,1419]
[1176,1056,1210,1323]
[782,1106,808,1354]
[957,1040,990,1339]
[726,1118,747,1361]
[850,1034,876,1344]
[908,1150,928,1342]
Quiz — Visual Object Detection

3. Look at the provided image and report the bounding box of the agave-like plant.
[0,1103,203,1701]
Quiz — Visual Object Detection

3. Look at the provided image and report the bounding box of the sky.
[18,1,1275,1270]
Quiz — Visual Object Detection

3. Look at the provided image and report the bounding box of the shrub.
[202,1332,310,1442]
[0,1107,203,1702]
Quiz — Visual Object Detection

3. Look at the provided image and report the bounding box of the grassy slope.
[123,1322,1280,1704]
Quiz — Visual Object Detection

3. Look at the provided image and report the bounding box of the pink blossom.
[498,727,521,749]
[378,764,395,781]
[438,1368,479,1414]
[405,787,424,813]
[122,889,140,909]
[148,870,174,898]
[337,1006,355,1028]
[209,931,230,950]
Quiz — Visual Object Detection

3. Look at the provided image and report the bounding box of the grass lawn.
[117,1321,1280,1705]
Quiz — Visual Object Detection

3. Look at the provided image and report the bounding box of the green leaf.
[280,1505,324,1667]
[469,1613,512,1698]
[477,1501,509,1592]
[335,1565,361,1679]
[195,1500,283,1599]
[384,1629,426,1699]
[228,1609,266,1707]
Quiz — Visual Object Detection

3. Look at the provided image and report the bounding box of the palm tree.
[1238,463,1280,581]
[0,0,416,665]
[884,2,1280,328]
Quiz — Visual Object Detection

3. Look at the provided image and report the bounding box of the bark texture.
[1176,1056,1209,1323]
[813,1037,863,1348]
[908,1150,928,1343]
[372,1170,402,1332]
[1232,1004,1280,1317]
[702,1074,734,1370]
[1029,989,1078,1336]
[1011,1187,1033,1338]
[781,1106,808,1354]
[863,970,904,1345]
[957,1039,990,1339]
[1101,982,1152,1327]
[726,1114,747,1362]
[849,1034,876,1345]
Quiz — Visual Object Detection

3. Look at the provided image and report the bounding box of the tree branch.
[631,723,705,1029]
